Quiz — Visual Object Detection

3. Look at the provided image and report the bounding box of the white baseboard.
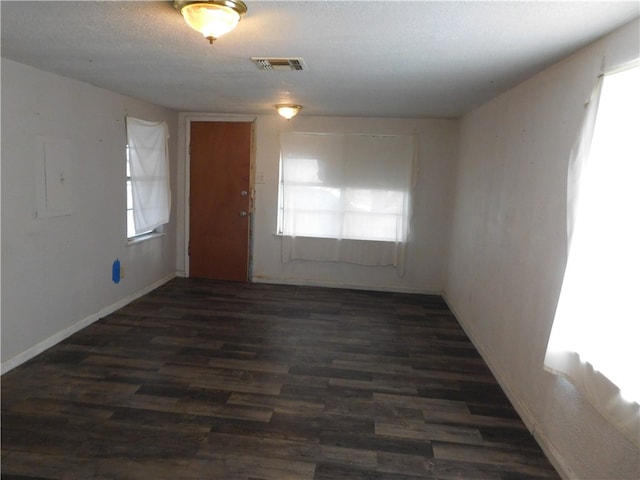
[1,272,176,375]
[441,293,575,480]
[251,274,441,295]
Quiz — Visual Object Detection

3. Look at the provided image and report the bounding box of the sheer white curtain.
[278,132,415,269]
[126,116,171,234]
[544,63,640,445]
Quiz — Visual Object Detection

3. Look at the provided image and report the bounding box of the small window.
[125,117,171,240]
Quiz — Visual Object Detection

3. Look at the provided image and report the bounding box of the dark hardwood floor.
[1,278,559,479]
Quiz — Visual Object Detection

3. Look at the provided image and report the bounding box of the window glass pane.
[127,209,136,238]
[282,157,324,184]
[344,189,404,214]
[284,186,341,212]
[343,213,400,241]
[284,211,343,238]
[126,181,133,210]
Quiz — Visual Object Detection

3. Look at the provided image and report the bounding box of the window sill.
[127,232,165,246]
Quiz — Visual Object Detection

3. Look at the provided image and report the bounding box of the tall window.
[125,117,171,239]
[544,62,639,444]
[278,132,414,268]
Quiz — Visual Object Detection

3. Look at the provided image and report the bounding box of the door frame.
[177,113,257,279]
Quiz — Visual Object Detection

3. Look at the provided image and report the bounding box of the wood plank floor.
[1,278,560,479]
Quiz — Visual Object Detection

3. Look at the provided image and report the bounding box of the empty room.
[1,1,638,479]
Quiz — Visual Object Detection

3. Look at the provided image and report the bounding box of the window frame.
[277,132,413,243]
[125,116,171,243]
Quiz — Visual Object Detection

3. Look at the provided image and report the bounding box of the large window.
[125,117,171,239]
[544,62,639,445]
[278,132,414,268]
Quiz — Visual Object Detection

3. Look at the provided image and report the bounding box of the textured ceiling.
[1,1,638,118]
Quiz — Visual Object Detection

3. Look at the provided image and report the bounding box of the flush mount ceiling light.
[276,104,302,120]
[174,0,247,44]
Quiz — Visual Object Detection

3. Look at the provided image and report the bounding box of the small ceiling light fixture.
[276,104,302,120]
[174,0,247,44]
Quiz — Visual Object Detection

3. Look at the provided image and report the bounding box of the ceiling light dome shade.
[276,104,302,120]
[175,0,247,44]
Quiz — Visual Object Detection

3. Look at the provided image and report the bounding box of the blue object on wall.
[112,259,121,284]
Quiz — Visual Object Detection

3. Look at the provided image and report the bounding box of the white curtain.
[279,132,415,269]
[544,64,640,446]
[126,116,171,234]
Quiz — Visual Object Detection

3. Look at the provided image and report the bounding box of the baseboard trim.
[1,272,177,375]
[441,293,575,480]
[251,274,441,295]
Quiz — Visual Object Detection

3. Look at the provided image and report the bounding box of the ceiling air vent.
[251,57,306,72]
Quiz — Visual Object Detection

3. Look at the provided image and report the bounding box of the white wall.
[443,19,640,479]
[250,115,458,293]
[1,59,179,370]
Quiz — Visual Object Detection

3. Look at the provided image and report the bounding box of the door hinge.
[188,143,192,155]
[188,241,191,256]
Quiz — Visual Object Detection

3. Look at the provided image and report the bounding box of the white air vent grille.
[251,57,306,71]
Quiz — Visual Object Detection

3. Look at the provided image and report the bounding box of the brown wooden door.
[189,121,252,281]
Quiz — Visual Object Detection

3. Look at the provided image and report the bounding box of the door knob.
[239,211,247,217]
[241,190,248,196]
